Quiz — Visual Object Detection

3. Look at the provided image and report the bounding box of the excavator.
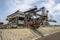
[7,6,56,37]
[24,7,56,29]
[23,7,56,37]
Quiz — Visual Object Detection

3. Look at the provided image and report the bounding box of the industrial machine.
[24,7,56,29]
[7,6,56,28]
[6,6,57,37]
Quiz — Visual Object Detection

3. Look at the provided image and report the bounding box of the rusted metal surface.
[6,7,56,29]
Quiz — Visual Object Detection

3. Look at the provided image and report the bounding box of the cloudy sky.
[0,0,60,25]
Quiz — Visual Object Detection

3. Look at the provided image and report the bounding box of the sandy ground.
[0,26,60,40]
[36,31,60,40]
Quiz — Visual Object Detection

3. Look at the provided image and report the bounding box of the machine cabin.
[6,10,25,27]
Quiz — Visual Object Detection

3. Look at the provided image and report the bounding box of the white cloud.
[18,0,40,11]
[38,0,55,8]
[38,0,56,16]
[54,3,60,11]
[7,0,57,17]
[23,0,39,5]
[7,0,56,13]
[52,3,60,15]
[1,0,60,24]
[7,0,38,13]
[19,4,33,11]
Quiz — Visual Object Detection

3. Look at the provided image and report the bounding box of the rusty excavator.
[24,7,56,29]
[6,6,56,37]
[7,6,56,28]
[22,7,56,37]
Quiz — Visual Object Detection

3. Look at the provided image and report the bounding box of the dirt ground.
[0,26,60,40]
[36,31,60,40]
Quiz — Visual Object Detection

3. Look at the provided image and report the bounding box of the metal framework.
[24,7,56,29]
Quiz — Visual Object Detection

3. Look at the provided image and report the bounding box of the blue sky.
[0,0,60,25]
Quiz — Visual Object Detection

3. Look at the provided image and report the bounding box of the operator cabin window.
[18,17,24,20]
[18,17,24,24]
